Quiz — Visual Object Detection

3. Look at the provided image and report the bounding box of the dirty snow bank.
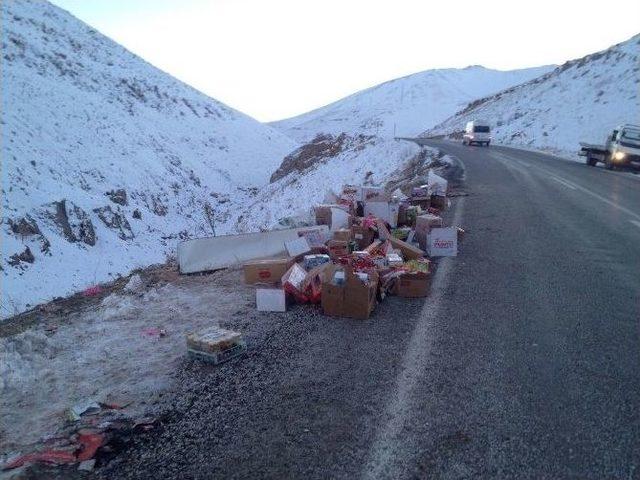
[0,266,253,457]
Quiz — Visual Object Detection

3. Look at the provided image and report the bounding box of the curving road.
[107,141,640,480]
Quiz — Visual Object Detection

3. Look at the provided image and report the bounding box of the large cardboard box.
[415,214,443,250]
[321,265,378,320]
[393,272,431,298]
[427,227,458,257]
[243,258,294,284]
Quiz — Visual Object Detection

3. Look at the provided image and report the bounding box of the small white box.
[427,227,458,257]
[256,288,287,312]
[284,236,310,257]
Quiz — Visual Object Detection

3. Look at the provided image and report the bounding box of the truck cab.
[605,124,640,167]
[580,124,640,170]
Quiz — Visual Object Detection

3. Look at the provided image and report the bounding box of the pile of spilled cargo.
[178,171,462,363]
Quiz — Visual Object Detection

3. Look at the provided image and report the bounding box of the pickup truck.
[579,124,640,170]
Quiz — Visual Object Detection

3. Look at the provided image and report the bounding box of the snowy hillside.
[226,135,435,234]
[428,35,640,154]
[1,0,297,317]
[272,65,553,142]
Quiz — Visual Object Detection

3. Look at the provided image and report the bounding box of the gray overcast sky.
[51,0,640,122]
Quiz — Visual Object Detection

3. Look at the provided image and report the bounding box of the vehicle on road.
[579,124,640,170]
[462,120,491,146]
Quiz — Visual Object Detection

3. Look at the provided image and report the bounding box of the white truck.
[462,120,491,147]
[579,124,640,170]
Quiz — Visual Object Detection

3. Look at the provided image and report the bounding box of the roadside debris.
[228,177,463,320]
[186,326,246,364]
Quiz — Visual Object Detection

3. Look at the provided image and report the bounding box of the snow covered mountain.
[1,0,297,317]
[272,65,554,142]
[428,35,640,154]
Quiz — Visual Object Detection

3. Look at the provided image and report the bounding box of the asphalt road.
[106,141,640,480]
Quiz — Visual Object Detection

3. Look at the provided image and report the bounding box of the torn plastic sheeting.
[177,226,329,274]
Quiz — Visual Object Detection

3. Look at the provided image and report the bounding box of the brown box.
[321,265,378,320]
[393,272,431,298]
[415,214,443,250]
[326,240,349,259]
[243,258,293,284]
[333,229,352,242]
[351,225,375,250]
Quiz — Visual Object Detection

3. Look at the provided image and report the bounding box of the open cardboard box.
[321,264,378,320]
[393,271,431,298]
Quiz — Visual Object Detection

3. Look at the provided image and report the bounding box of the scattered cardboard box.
[393,272,431,298]
[415,214,443,250]
[321,265,378,320]
[427,227,458,257]
[243,258,294,284]
[186,326,246,364]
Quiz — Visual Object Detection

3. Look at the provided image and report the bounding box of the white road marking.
[492,151,640,223]
[549,176,577,190]
[361,158,466,480]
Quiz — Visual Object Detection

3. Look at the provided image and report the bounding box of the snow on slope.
[1,0,297,317]
[272,65,553,142]
[224,135,431,234]
[428,35,640,155]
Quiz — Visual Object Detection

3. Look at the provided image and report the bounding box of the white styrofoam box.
[285,236,311,257]
[427,227,458,257]
[256,288,287,312]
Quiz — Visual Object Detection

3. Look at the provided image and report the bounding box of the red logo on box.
[434,240,454,248]
[258,270,271,279]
